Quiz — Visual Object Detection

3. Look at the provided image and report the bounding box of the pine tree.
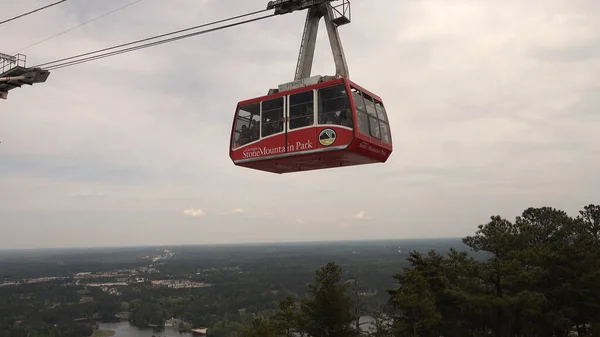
[299,262,354,337]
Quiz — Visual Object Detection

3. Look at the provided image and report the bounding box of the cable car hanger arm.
[267,0,350,82]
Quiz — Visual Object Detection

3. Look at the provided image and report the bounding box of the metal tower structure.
[266,0,351,94]
[0,52,50,100]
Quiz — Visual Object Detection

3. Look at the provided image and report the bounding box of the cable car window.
[289,90,314,130]
[374,101,388,122]
[368,115,381,139]
[233,102,260,148]
[318,84,352,127]
[380,122,391,143]
[249,113,260,142]
[357,108,369,135]
[362,93,377,117]
[261,97,284,138]
[351,87,366,113]
[352,87,370,135]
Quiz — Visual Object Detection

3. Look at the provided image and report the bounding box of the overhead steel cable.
[0,0,67,26]
[14,0,146,53]
[43,13,276,71]
[34,8,273,70]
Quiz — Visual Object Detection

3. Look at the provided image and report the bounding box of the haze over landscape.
[1,0,599,249]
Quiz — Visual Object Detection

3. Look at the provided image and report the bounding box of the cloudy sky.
[0,0,598,249]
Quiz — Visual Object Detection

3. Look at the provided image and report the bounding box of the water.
[99,317,377,336]
[98,322,192,337]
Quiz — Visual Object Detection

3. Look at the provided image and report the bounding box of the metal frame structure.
[0,53,26,73]
[267,0,351,94]
[0,53,50,100]
[1,1,349,100]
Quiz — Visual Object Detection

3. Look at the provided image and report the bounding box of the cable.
[13,0,146,53]
[0,0,67,26]
[34,8,271,69]
[44,13,276,71]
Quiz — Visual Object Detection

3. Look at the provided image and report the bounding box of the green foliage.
[241,262,357,337]
[242,317,278,337]
[129,300,167,327]
[385,204,600,337]
[297,262,355,337]
[0,320,94,337]
[271,295,299,336]
[209,320,246,337]
[389,268,441,336]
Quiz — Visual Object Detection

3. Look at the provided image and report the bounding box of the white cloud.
[183,208,205,217]
[70,191,106,198]
[231,208,244,214]
[351,211,372,220]
[295,219,306,224]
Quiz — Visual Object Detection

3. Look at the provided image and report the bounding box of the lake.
[98,322,192,337]
[99,316,377,336]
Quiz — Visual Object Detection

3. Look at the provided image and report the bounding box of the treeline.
[0,247,152,280]
[0,283,119,337]
[239,204,600,337]
[0,321,93,337]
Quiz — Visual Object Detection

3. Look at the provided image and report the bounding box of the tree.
[366,307,393,337]
[241,317,277,337]
[388,268,441,337]
[383,205,600,337]
[210,320,246,337]
[348,278,369,336]
[271,295,300,336]
[298,262,354,337]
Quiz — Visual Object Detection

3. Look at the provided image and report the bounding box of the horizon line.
[0,236,465,252]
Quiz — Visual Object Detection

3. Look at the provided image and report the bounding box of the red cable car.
[230,0,392,174]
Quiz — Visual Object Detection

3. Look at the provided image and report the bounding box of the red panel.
[286,127,317,155]
[236,149,382,174]
[230,125,354,163]
[231,133,286,161]
[347,136,392,163]
[355,131,393,151]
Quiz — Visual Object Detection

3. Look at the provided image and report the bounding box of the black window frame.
[288,90,314,130]
[351,87,370,136]
[261,96,285,138]
[375,100,391,143]
[233,102,260,149]
[318,84,352,128]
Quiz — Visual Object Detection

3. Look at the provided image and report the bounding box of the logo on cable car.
[319,128,337,146]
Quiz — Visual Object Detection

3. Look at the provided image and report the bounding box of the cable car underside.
[230,0,393,174]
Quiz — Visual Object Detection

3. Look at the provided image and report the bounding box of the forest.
[0,204,598,337]
[238,204,600,337]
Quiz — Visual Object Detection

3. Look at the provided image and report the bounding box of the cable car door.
[260,96,287,158]
[286,90,317,155]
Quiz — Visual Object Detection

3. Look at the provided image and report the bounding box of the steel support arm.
[294,3,349,81]
[323,3,348,79]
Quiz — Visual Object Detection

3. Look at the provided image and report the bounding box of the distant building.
[191,328,208,335]
[165,318,183,327]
